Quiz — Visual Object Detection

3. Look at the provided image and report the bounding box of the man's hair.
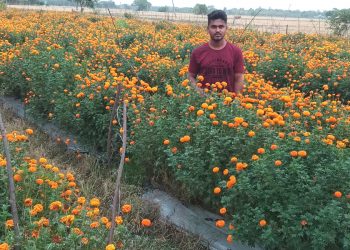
[207,10,227,25]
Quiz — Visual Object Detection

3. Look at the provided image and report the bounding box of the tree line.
[2,0,349,35]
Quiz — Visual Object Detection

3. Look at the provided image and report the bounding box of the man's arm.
[232,73,244,95]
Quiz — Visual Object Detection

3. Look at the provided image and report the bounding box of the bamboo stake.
[107,84,122,168]
[107,101,127,244]
[0,112,21,250]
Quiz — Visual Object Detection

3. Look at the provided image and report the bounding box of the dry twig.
[107,101,128,244]
[0,112,21,249]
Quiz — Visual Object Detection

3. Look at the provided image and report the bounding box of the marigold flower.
[141,218,152,227]
[25,128,34,135]
[259,219,267,227]
[24,198,33,207]
[213,187,221,194]
[90,198,100,207]
[121,204,132,214]
[334,191,342,198]
[33,204,44,213]
[105,244,116,250]
[90,221,100,228]
[5,219,14,229]
[81,237,89,245]
[0,242,10,250]
[219,207,227,215]
[212,167,220,173]
[49,201,62,211]
[115,216,123,225]
[215,219,225,228]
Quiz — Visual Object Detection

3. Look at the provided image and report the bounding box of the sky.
[116,0,350,11]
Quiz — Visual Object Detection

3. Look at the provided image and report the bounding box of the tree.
[73,0,96,12]
[193,4,208,15]
[132,0,151,11]
[158,6,169,12]
[326,8,350,36]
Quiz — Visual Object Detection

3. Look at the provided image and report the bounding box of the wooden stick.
[107,84,122,168]
[0,112,21,250]
[107,101,127,244]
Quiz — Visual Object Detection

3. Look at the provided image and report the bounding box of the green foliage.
[132,0,151,11]
[193,4,208,15]
[158,6,169,13]
[326,9,350,36]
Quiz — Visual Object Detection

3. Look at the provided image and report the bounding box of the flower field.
[1,9,350,249]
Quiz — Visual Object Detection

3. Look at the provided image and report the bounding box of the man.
[188,10,245,95]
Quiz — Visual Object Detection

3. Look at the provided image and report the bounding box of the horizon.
[113,0,350,12]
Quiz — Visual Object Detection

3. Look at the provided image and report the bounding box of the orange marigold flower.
[81,237,89,245]
[215,219,225,228]
[248,130,255,137]
[90,221,100,228]
[5,219,14,229]
[227,234,233,243]
[257,148,265,154]
[25,128,34,135]
[13,174,22,182]
[121,204,132,214]
[219,208,227,215]
[0,243,10,250]
[212,167,220,173]
[259,219,267,227]
[290,151,298,157]
[77,197,86,204]
[334,191,342,198]
[213,187,221,194]
[100,217,109,224]
[274,160,282,167]
[24,198,33,207]
[141,218,152,227]
[36,179,44,185]
[297,150,307,157]
[163,139,170,145]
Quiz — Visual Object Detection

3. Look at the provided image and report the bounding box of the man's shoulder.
[225,41,242,52]
[192,43,210,53]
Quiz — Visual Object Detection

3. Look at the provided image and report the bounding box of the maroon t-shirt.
[189,42,244,92]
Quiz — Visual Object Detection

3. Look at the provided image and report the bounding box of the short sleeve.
[234,48,245,74]
[188,49,199,75]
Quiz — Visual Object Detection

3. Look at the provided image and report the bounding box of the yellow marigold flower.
[90,198,100,207]
[115,216,123,225]
[39,157,47,164]
[33,204,44,213]
[73,228,83,235]
[105,244,116,250]
[100,217,109,224]
[49,201,62,211]
[77,197,86,204]
[60,215,75,226]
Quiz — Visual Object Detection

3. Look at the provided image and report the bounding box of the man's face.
[207,19,227,42]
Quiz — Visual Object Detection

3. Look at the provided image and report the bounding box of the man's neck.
[209,39,227,50]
